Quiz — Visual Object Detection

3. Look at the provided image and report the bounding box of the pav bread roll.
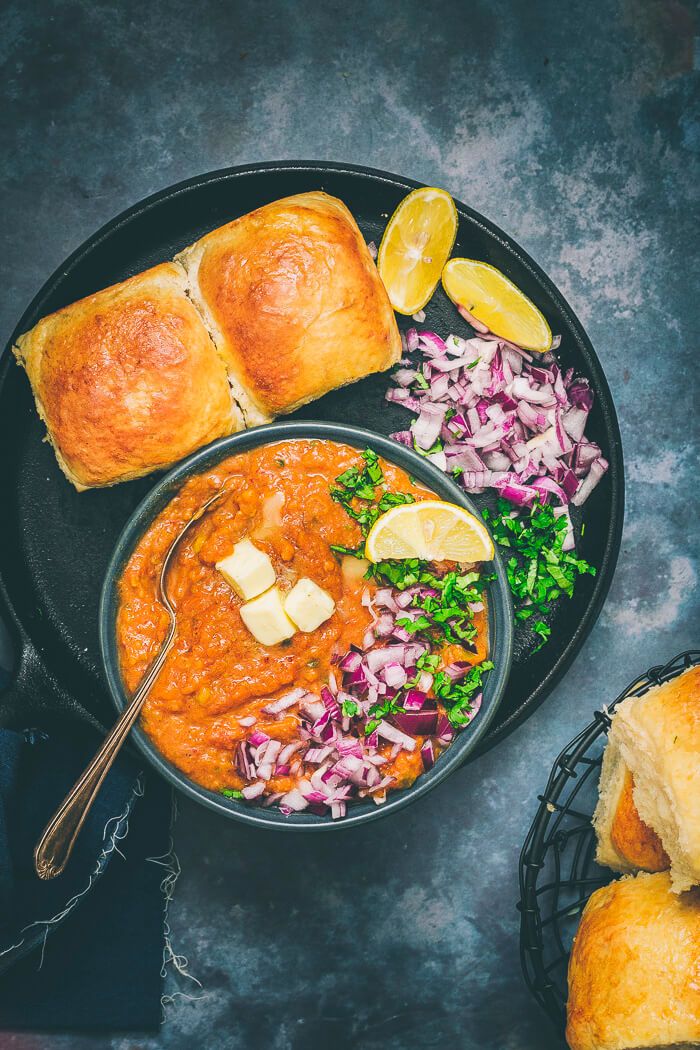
[177,191,402,424]
[594,742,669,875]
[13,263,240,489]
[14,192,402,489]
[566,871,700,1050]
[593,665,700,892]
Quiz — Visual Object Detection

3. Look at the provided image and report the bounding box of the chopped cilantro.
[329,542,365,558]
[532,621,551,651]
[329,450,493,729]
[417,652,440,672]
[364,692,404,735]
[378,490,415,513]
[433,659,494,726]
[484,498,596,652]
[329,449,416,544]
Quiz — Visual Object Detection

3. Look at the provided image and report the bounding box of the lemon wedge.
[377,187,457,315]
[442,258,552,352]
[365,500,494,564]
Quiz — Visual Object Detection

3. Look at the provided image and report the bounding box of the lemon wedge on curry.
[442,258,552,352]
[377,187,457,315]
[365,501,494,564]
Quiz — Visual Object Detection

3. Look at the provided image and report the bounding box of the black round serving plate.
[518,649,700,1037]
[0,161,623,750]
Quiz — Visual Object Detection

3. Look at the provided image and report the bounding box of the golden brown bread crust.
[610,770,669,874]
[611,665,700,892]
[566,871,700,1050]
[13,263,240,489]
[177,191,402,422]
[594,737,642,875]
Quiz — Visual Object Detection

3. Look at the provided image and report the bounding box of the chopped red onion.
[383,662,408,689]
[263,740,282,765]
[386,329,607,514]
[442,661,472,682]
[406,328,420,352]
[436,714,454,743]
[321,686,341,720]
[571,456,608,506]
[332,755,364,778]
[420,740,435,771]
[403,689,427,710]
[553,506,575,551]
[280,788,309,812]
[392,709,439,736]
[375,720,416,751]
[416,670,434,693]
[337,737,363,759]
[279,741,304,764]
[248,729,270,748]
[263,688,305,715]
[305,746,334,764]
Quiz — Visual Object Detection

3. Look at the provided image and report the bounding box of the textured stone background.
[1,1,698,1047]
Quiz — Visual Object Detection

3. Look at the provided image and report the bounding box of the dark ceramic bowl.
[99,422,513,830]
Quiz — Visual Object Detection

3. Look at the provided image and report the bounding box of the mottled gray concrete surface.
[1,1,698,1047]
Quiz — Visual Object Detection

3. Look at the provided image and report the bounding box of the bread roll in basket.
[566,870,700,1050]
[593,664,700,893]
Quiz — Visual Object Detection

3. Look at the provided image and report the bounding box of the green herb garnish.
[221,788,243,799]
[329,449,415,556]
[330,450,492,729]
[482,498,595,651]
[329,543,365,558]
[434,660,494,726]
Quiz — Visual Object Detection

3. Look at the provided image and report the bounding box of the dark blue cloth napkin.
[0,722,170,1031]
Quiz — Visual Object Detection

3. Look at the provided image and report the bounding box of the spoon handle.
[34,634,173,880]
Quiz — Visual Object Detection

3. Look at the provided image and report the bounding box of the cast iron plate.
[0,161,624,752]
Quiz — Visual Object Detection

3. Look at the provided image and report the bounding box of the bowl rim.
[99,421,514,830]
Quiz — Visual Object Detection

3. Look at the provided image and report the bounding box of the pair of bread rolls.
[13,192,401,490]
[566,665,700,1049]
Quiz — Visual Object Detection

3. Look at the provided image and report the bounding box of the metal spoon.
[34,486,228,880]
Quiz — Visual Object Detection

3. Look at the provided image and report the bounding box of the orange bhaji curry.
[117,439,491,819]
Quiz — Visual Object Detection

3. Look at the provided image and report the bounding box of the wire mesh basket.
[518,648,700,1036]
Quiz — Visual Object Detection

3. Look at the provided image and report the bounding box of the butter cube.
[284,578,335,633]
[216,539,275,600]
[240,586,296,646]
